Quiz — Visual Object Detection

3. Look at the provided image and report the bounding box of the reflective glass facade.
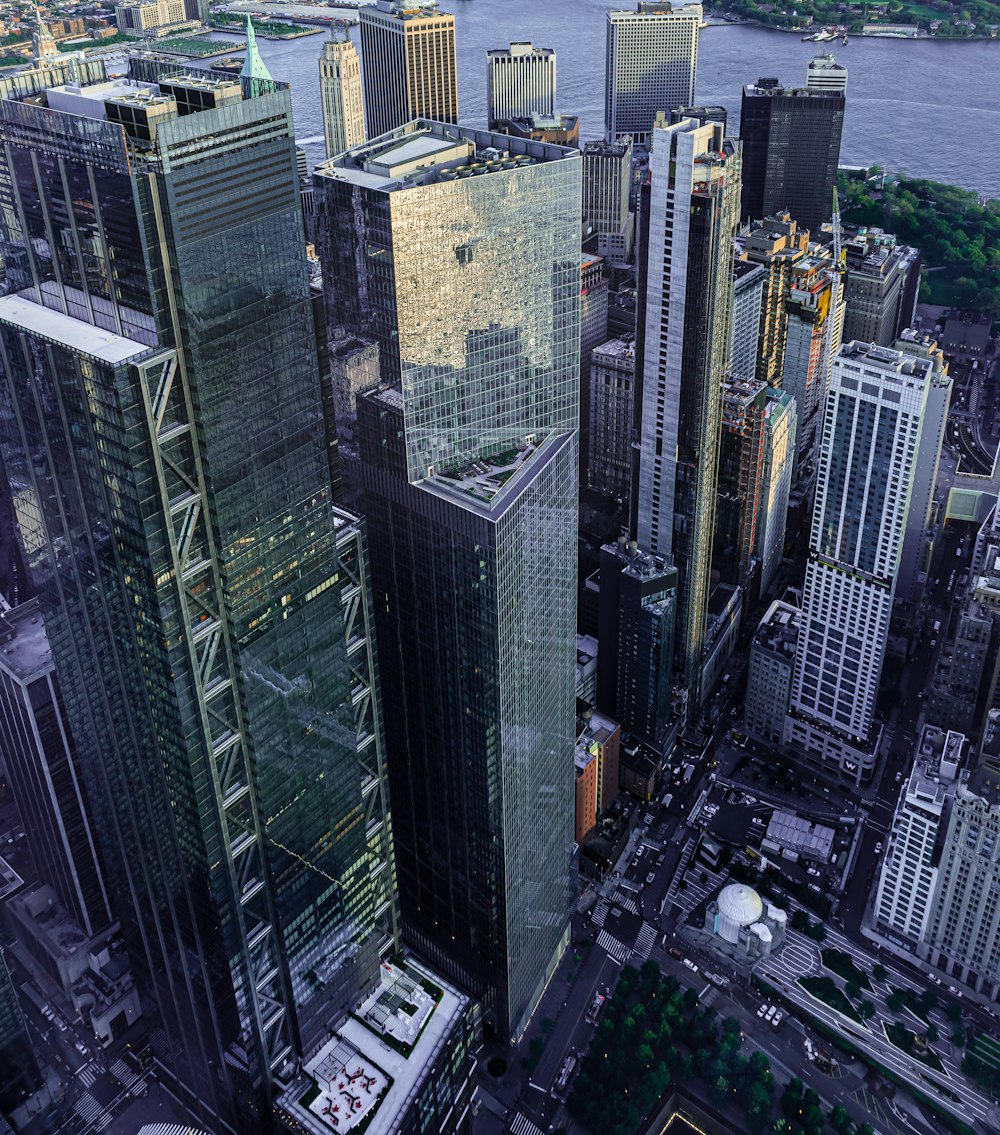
[0,62,395,1131]
[317,123,580,1040]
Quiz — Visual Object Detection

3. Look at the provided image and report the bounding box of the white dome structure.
[715,883,764,943]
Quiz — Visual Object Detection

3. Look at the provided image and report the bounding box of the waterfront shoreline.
[703,18,1000,41]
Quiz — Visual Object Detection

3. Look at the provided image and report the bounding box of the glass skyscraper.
[0,60,396,1130]
[634,118,741,705]
[316,121,580,1040]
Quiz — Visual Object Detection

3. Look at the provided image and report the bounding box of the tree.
[873,963,888,982]
[926,1023,939,1044]
[829,1104,852,1133]
[857,999,876,1021]
[887,990,906,1013]
[846,979,862,1002]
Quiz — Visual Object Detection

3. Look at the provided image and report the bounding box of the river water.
[209,0,1000,196]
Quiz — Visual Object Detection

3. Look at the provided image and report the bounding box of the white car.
[757,1004,768,1018]
[771,1011,783,1028]
[682,958,698,973]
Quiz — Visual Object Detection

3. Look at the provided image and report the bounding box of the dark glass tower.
[739,79,844,232]
[0,61,396,1131]
[316,121,580,1041]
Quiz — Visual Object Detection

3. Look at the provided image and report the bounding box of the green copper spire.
[241,16,274,84]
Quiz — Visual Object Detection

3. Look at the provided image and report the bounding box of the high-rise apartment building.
[580,254,610,484]
[730,258,765,383]
[0,601,112,939]
[634,118,740,699]
[925,779,1000,998]
[605,2,702,144]
[745,599,800,743]
[779,253,843,484]
[588,336,636,499]
[715,374,767,589]
[806,53,848,93]
[895,331,950,609]
[316,121,579,1041]
[874,726,964,948]
[597,539,678,752]
[582,138,633,236]
[0,60,398,1131]
[842,229,922,346]
[788,342,935,775]
[739,79,845,232]
[486,41,556,128]
[359,0,457,138]
[319,29,365,158]
[755,388,797,597]
[115,0,188,36]
[738,213,810,387]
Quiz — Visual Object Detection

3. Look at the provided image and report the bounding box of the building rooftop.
[0,293,153,366]
[279,957,467,1135]
[765,810,835,862]
[0,599,54,684]
[593,336,636,363]
[315,120,576,193]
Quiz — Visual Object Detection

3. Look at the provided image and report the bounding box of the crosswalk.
[612,891,640,915]
[633,922,657,961]
[74,1092,106,1126]
[591,899,609,928]
[597,929,633,964]
[110,1058,139,1087]
[76,1064,99,1089]
[509,1112,544,1135]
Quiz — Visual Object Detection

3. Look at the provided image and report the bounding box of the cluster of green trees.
[839,171,1000,317]
[790,909,828,942]
[566,961,778,1134]
[777,1078,874,1135]
[712,0,1000,33]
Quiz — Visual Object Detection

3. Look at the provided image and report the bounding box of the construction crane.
[831,186,845,271]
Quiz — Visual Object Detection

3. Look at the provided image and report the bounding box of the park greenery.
[798,975,863,1023]
[567,962,885,1135]
[567,960,779,1134]
[711,0,1000,34]
[883,1022,946,1072]
[821,950,871,991]
[839,170,1000,317]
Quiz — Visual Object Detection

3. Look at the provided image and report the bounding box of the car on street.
[646,872,655,884]
[874,842,883,853]
[682,958,698,972]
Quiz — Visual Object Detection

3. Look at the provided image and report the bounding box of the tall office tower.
[842,230,922,347]
[925,777,1000,998]
[730,258,765,382]
[0,61,398,1131]
[755,388,796,597]
[788,342,935,778]
[874,726,964,948]
[739,213,809,387]
[0,946,43,1119]
[588,336,636,499]
[358,0,457,138]
[895,331,951,609]
[597,539,678,753]
[715,375,767,589]
[779,254,842,484]
[316,121,580,1041]
[806,53,848,93]
[605,2,702,144]
[319,29,365,158]
[634,119,741,699]
[739,79,844,232]
[486,41,556,128]
[580,254,610,484]
[744,599,801,743]
[582,139,633,236]
[0,601,112,938]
